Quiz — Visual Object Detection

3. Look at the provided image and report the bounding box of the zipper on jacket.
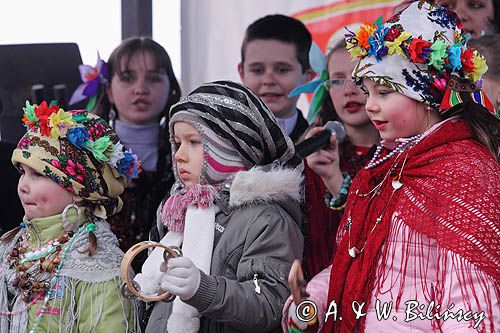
[251,259,261,294]
[253,274,261,294]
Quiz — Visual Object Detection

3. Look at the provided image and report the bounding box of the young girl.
[284,2,499,332]
[292,40,379,279]
[134,80,304,333]
[0,102,141,332]
[74,37,181,268]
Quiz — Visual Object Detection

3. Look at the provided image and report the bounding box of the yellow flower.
[470,50,488,82]
[347,44,367,59]
[386,31,412,57]
[49,109,75,138]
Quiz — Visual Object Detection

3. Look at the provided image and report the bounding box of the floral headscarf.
[346,1,498,119]
[12,101,141,218]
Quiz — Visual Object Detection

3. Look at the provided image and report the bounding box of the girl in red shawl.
[283,1,499,332]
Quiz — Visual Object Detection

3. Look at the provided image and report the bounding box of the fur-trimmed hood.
[228,167,303,207]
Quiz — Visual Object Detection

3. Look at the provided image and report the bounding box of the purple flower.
[67,127,90,149]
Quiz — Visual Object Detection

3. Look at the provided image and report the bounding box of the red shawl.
[324,118,500,332]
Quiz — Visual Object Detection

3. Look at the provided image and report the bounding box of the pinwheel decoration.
[288,42,328,124]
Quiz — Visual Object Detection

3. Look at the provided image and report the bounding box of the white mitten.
[133,231,183,296]
[160,256,201,300]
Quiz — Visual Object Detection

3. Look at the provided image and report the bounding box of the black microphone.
[295,121,346,158]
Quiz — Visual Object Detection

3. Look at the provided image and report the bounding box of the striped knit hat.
[169,80,302,190]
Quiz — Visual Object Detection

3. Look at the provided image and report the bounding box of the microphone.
[295,121,346,158]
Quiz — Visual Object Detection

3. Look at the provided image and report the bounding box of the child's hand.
[160,257,201,300]
[304,127,344,197]
[305,127,340,181]
[288,259,309,305]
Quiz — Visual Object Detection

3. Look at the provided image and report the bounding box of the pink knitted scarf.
[161,184,220,232]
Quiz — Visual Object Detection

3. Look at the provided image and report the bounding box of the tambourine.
[120,241,182,302]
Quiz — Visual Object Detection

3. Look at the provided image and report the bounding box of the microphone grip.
[295,130,332,158]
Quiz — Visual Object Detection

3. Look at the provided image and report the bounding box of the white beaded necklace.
[365,134,422,169]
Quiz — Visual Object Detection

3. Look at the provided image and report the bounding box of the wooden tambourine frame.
[120,241,182,302]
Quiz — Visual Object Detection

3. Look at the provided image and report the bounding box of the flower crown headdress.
[21,100,141,179]
[345,2,498,118]
[69,54,108,111]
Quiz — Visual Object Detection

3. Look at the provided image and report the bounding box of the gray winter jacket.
[146,168,304,333]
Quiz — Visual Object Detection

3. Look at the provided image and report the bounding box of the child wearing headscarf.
[135,80,304,333]
[0,101,141,332]
[283,1,499,332]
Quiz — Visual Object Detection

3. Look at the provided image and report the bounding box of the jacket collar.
[215,167,303,215]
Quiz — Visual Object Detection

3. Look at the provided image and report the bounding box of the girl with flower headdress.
[283,1,499,332]
[132,81,304,333]
[0,101,141,332]
[70,37,181,272]
[289,39,379,280]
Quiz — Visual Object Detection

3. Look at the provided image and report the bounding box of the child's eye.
[148,74,164,83]
[33,172,43,177]
[190,140,202,146]
[119,72,134,82]
[468,1,484,10]
[249,67,264,75]
[378,90,393,96]
[275,66,291,74]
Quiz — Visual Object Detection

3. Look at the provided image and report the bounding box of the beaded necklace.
[346,139,416,258]
[365,134,421,169]
[0,221,95,333]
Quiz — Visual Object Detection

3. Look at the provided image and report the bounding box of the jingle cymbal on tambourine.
[120,241,182,302]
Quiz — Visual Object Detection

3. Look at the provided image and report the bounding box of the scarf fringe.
[161,184,219,232]
[0,276,139,333]
[373,216,497,332]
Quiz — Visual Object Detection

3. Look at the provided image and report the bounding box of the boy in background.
[238,14,315,142]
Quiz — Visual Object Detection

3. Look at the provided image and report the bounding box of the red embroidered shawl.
[324,118,500,332]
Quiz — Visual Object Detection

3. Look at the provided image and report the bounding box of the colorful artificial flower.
[357,24,377,50]
[49,109,75,138]
[20,100,141,180]
[409,38,432,63]
[428,39,448,70]
[66,127,90,149]
[367,26,389,61]
[108,142,125,167]
[22,101,38,129]
[69,54,109,111]
[385,27,401,42]
[446,44,462,72]
[385,31,412,56]
[34,102,62,137]
[460,48,476,74]
[470,50,488,83]
[88,136,114,162]
[118,150,142,180]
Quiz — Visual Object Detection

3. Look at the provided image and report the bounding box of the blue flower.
[446,44,462,72]
[66,127,90,149]
[118,150,141,179]
[368,26,389,62]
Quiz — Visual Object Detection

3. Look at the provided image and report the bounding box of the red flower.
[34,102,60,136]
[51,159,62,169]
[461,48,476,73]
[65,159,87,182]
[385,28,401,42]
[409,38,431,63]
